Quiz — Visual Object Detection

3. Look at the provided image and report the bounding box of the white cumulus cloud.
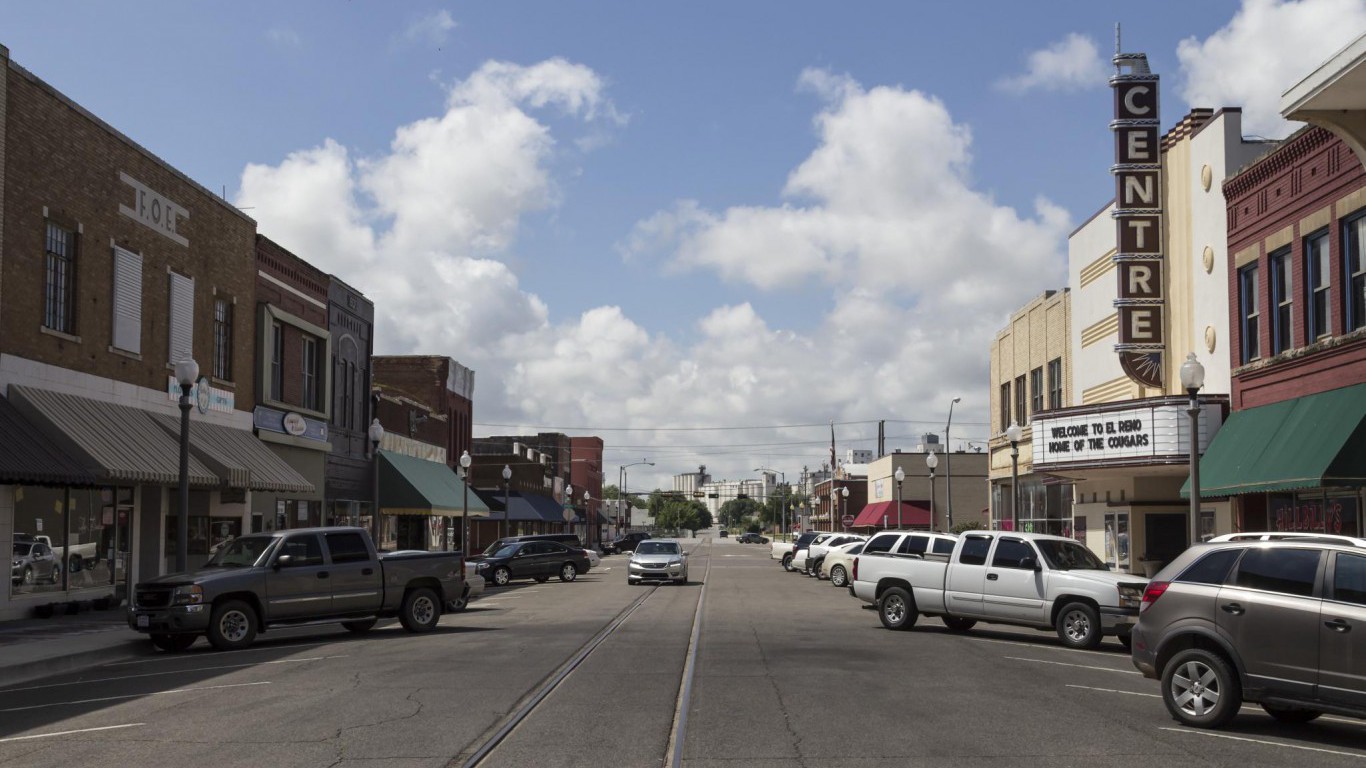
[1177,0,1366,139]
[996,33,1108,93]
[405,9,457,45]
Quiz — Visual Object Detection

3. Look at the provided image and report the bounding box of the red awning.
[851,500,931,528]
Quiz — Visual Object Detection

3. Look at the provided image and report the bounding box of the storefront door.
[1104,511,1130,573]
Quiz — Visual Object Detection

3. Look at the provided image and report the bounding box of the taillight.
[1140,581,1169,612]
[853,557,859,582]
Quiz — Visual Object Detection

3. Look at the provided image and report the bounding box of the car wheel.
[559,563,578,582]
[207,600,258,651]
[21,566,33,586]
[943,616,977,632]
[68,554,83,573]
[399,587,441,632]
[1261,704,1322,724]
[1055,602,1103,649]
[781,554,794,572]
[342,619,378,633]
[446,585,471,613]
[1162,648,1241,729]
[534,575,550,583]
[830,565,848,588]
[49,563,61,584]
[493,567,511,587]
[878,587,918,631]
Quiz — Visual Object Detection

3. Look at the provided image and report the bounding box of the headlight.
[669,558,682,566]
[476,562,488,570]
[172,584,204,606]
[1117,584,1145,608]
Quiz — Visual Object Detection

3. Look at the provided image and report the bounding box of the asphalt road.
[2,534,1364,767]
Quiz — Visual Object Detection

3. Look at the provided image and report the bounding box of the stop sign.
[841,514,855,527]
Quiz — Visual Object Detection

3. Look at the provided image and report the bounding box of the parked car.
[801,533,868,577]
[128,527,464,652]
[1207,531,1366,546]
[603,531,651,555]
[627,539,689,585]
[471,540,590,586]
[738,533,769,544]
[718,529,728,538]
[392,552,483,611]
[777,531,825,571]
[1132,538,1366,729]
[852,530,1146,649]
[12,540,60,586]
[480,534,598,570]
[820,541,866,587]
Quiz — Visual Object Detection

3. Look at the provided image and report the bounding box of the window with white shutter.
[167,271,195,366]
[111,247,143,354]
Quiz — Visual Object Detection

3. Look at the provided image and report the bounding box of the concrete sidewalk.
[0,604,149,689]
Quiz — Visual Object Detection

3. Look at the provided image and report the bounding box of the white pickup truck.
[851,530,1147,649]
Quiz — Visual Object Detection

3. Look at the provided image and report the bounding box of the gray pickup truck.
[128,526,464,651]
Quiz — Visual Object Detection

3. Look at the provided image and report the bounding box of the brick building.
[324,276,375,531]
[0,46,308,619]
[251,235,331,533]
[569,436,604,545]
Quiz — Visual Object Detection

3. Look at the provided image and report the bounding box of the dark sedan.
[470,540,590,587]
[737,533,769,544]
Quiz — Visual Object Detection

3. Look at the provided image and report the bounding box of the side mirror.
[1020,556,1040,571]
[275,554,293,570]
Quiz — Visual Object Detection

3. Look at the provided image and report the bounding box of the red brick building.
[570,436,604,545]
[1197,125,1366,534]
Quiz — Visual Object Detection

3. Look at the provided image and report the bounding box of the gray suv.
[1131,537,1366,729]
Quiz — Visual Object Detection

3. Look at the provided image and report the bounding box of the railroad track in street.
[454,538,713,768]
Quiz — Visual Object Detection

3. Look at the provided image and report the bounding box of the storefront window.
[10,485,129,599]
[1270,493,1360,537]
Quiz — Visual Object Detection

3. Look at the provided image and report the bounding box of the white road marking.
[1159,727,1366,759]
[973,636,1126,656]
[1006,656,1140,674]
[102,641,337,666]
[0,656,346,694]
[1067,684,1159,697]
[0,681,272,713]
[0,723,145,742]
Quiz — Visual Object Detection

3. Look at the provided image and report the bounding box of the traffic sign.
[841,514,855,527]
[563,508,575,523]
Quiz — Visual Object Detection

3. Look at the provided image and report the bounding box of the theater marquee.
[1111,51,1164,389]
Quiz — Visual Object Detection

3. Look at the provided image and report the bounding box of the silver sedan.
[627,540,688,585]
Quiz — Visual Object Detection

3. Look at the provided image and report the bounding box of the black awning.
[0,393,97,486]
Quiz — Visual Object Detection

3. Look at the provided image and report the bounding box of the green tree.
[718,498,762,529]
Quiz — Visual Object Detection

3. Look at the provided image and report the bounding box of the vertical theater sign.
[1111,50,1164,388]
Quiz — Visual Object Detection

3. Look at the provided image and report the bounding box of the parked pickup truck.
[852,530,1147,649]
[128,526,464,652]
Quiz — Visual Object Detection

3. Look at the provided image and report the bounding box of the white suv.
[795,533,867,577]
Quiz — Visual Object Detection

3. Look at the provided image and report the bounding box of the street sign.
[562,508,574,523]
[841,514,855,527]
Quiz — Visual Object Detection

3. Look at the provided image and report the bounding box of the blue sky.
[2,1,1360,488]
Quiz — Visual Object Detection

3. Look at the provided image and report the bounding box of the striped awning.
[148,414,315,494]
[9,386,218,487]
[0,394,96,486]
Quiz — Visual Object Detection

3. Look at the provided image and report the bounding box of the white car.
[582,547,602,568]
[627,539,689,585]
[819,541,866,587]
[792,533,866,576]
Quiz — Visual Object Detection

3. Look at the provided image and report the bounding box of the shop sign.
[119,172,190,247]
[254,405,328,443]
[1032,403,1219,466]
[167,376,235,413]
[1110,51,1165,389]
[1271,496,1358,535]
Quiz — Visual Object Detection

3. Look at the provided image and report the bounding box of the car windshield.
[482,539,514,555]
[204,535,278,568]
[1036,540,1105,571]
[13,543,32,556]
[636,542,680,555]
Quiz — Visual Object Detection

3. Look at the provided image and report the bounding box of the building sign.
[167,376,235,413]
[1033,401,1222,466]
[119,172,190,247]
[254,405,328,443]
[1111,51,1164,389]
[1271,496,1359,536]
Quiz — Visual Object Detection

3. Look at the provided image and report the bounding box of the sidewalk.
[0,603,149,689]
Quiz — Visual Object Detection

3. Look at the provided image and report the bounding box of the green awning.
[378,450,491,518]
[1183,382,1366,498]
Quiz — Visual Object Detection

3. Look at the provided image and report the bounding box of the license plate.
[136,615,149,628]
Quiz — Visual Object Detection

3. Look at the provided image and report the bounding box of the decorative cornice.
[1223,125,1335,201]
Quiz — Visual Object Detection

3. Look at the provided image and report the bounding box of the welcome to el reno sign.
[1111,51,1165,389]
[1032,401,1222,467]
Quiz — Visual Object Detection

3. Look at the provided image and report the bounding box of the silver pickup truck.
[128,526,464,651]
[851,530,1147,649]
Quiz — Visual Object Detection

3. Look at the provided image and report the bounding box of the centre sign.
[1111,51,1164,389]
[1032,401,1222,467]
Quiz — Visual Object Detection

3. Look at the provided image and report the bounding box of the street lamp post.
[926,451,939,532]
[174,358,198,573]
[894,466,905,530]
[1006,421,1022,531]
[582,490,591,537]
[1181,353,1206,546]
[501,464,512,540]
[368,418,385,547]
[946,397,961,529]
[839,486,849,531]
[459,450,472,553]
[621,460,654,537]
[565,484,574,534]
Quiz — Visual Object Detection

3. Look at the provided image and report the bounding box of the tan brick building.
[988,289,1072,533]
